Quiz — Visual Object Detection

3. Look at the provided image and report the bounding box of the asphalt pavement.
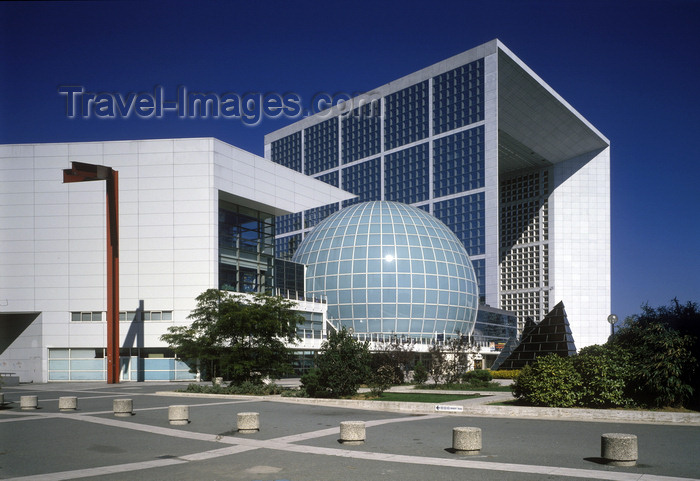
[1,381,699,481]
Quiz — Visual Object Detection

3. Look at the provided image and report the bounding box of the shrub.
[368,365,395,396]
[314,328,371,398]
[300,368,326,398]
[611,304,698,408]
[462,369,492,383]
[512,354,582,407]
[182,382,284,395]
[573,344,632,408]
[489,369,520,379]
[412,361,429,385]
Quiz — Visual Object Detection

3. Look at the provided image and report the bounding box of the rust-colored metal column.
[64,162,120,383]
[106,170,120,383]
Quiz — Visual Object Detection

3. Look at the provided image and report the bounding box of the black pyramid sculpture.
[492,301,577,370]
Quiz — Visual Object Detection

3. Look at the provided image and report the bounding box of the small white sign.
[435,404,464,412]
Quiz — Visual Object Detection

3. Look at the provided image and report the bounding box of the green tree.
[573,344,632,408]
[610,301,698,408]
[512,353,582,407]
[161,289,303,384]
[412,360,429,385]
[310,328,371,398]
[370,339,414,384]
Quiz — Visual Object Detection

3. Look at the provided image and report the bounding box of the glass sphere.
[292,201,479,339]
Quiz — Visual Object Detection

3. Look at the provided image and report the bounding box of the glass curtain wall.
[219,200,275,294]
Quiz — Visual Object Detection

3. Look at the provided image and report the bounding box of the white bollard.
[113,398,133,417]
[601,433,638,466]
[237,412,260,433]
[169,405,189,425]
[59,396,77,411]
[452,427,482,454]
[339,421,366,445]
[20,395,38,410]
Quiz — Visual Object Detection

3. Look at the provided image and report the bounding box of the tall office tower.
[264,39,611,348]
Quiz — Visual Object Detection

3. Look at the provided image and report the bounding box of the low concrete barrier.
[339,421,366,445]
[452,427,482,454]
[59,396,77,411]
[237,412,259,433]
[20,395,38,410]
[169,405,189,425]
[601,433,637,466]
[113,398,134,417]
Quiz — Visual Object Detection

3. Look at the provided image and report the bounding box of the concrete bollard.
[213,377,224,386]
[59,396,77,411]
[113,398,134,417]
[20,395,38,410]
[601,433,638,466]
[169,405,189,425]
[237,412,260,433]
[452,427,482,454]
[339,421,366,445]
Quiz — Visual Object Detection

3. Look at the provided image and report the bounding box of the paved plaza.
[1,382,699,481]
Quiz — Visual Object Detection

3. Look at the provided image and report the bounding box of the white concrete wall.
[0,138,351,382]
[550,147,611,348]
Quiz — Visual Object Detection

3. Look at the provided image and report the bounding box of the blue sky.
[1,0,698,322]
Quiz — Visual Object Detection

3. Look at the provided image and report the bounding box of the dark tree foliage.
[160,289,303,384]
[370,340,414,385]
[610,299,698,408]
[307,328,371,398]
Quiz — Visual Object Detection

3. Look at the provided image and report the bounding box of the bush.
[300,368,326,398]
[182,382,284,395]
[462,369,492,383]
[313,328,371,398]
[512,354,582,407]
[460,369,494,389]
[611,303,698,408]
[574,345,632,408]
[412,361,429,385]
[368,365,395,396]
[489,369,520,379]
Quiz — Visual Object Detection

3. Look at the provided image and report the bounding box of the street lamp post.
[607,313,618,338]
[64,162,120,384]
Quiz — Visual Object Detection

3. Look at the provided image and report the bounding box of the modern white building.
[265,39,611,349]
[0,138,354,383]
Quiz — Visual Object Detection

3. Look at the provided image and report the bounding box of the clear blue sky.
[1,0,698,322]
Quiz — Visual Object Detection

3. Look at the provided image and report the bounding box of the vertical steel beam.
[64,162,120,383]
[106,171,120,383]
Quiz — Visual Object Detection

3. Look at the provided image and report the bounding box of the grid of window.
[219,200,275,294]
[70,311,103,322]
[270,131,302,172]
[433,59,484,134]
[292,201,478,339]
[433,193,485,257]
[433,125,484,197]
[274,258,305,297]
[316,170,339,188]
[119,311,173,321]
[304,203,339,229]
[341,157,381,207]
[499,170,550,331]
[384,143,429,204]
[276,212,302,236]
[304,117,338,175]
[472,258,486,304]
[275,234,302,261]
[472,308,518,349]
[342,101,381,164]
[384,81,429,150]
